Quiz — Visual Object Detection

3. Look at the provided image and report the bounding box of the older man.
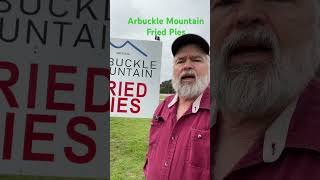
[211,0,320,179]
[144,34,210,180]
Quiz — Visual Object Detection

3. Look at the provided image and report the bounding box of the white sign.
[110,38,162,118]
[0,0,109,178]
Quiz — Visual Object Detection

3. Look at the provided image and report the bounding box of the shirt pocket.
[147,115,163,160]
[187,128,210,169]
[183,164,210,180]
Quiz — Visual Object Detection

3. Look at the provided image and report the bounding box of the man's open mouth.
[181,73,196,82]
[228,39,274,66]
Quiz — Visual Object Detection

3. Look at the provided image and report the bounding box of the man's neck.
[176,96,197,120]
[219,110,276,138]
[179,96,196,106]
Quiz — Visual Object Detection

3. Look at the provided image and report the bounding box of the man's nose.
[182,59,193,70]
[235,1,267,29]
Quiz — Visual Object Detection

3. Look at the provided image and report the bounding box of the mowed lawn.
[110,117,150,180]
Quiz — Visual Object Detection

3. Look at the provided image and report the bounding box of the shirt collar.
[286,79,320,153]
[212,79,320,163]
[263,79,320,162]
[168,94,178,108]
[168,87,210,113]
[262,99,297,162]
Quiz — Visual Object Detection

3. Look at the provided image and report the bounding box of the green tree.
[160,80,175,94]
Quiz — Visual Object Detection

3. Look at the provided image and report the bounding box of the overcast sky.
[111,0,210,82]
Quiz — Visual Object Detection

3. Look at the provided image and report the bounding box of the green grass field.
[110,117,150,180]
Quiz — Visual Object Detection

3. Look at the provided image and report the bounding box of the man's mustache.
[220,26,278,66]
[179,70,197,81]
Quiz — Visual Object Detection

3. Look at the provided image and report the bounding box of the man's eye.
[176,60,184,64]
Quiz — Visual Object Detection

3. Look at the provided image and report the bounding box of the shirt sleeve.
[143,100,167,177]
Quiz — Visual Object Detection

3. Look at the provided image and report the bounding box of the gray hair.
[213,24,320,115]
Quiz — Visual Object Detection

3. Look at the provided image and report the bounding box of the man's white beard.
[172,70,209,99]
[213,27,320,115]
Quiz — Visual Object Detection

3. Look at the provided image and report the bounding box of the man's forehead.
[174,52,205,59]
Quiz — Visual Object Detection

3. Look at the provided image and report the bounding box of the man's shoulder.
[153,94,175,115]
[163,94,175,103]
[265,148,320,178]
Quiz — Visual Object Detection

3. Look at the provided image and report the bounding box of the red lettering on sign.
[118,81,123,96]
[117,97,128,113]
[110,80,116,96]
[64,116,96,164]
[0,61,19,107]
[23,114,56,162]
[110,96,115,112]
[137,83,147,97]
[110,81,147,97]
[124,82,134,97]
[2,113,15,160]
[85,67,108,112]
[47,65,77,111]
[130,98,140,113]
[0,60,107,164]
[109,81,148,113]
[27,64,38,108]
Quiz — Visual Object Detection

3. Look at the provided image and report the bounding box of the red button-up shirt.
[144,87,210,180]
[212,79,320,180]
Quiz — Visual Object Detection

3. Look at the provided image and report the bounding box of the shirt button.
[197,134,202,139]
[164,162,169,167]
[171,136,175,141]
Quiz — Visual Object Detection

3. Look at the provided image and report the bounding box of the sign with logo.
[0,0,109,178]
[110,38,162,118]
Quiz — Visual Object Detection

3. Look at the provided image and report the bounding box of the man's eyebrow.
[190,55,204,59]
[191,55,202,58]
[175,56,186,60]
[175,55,204,60]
